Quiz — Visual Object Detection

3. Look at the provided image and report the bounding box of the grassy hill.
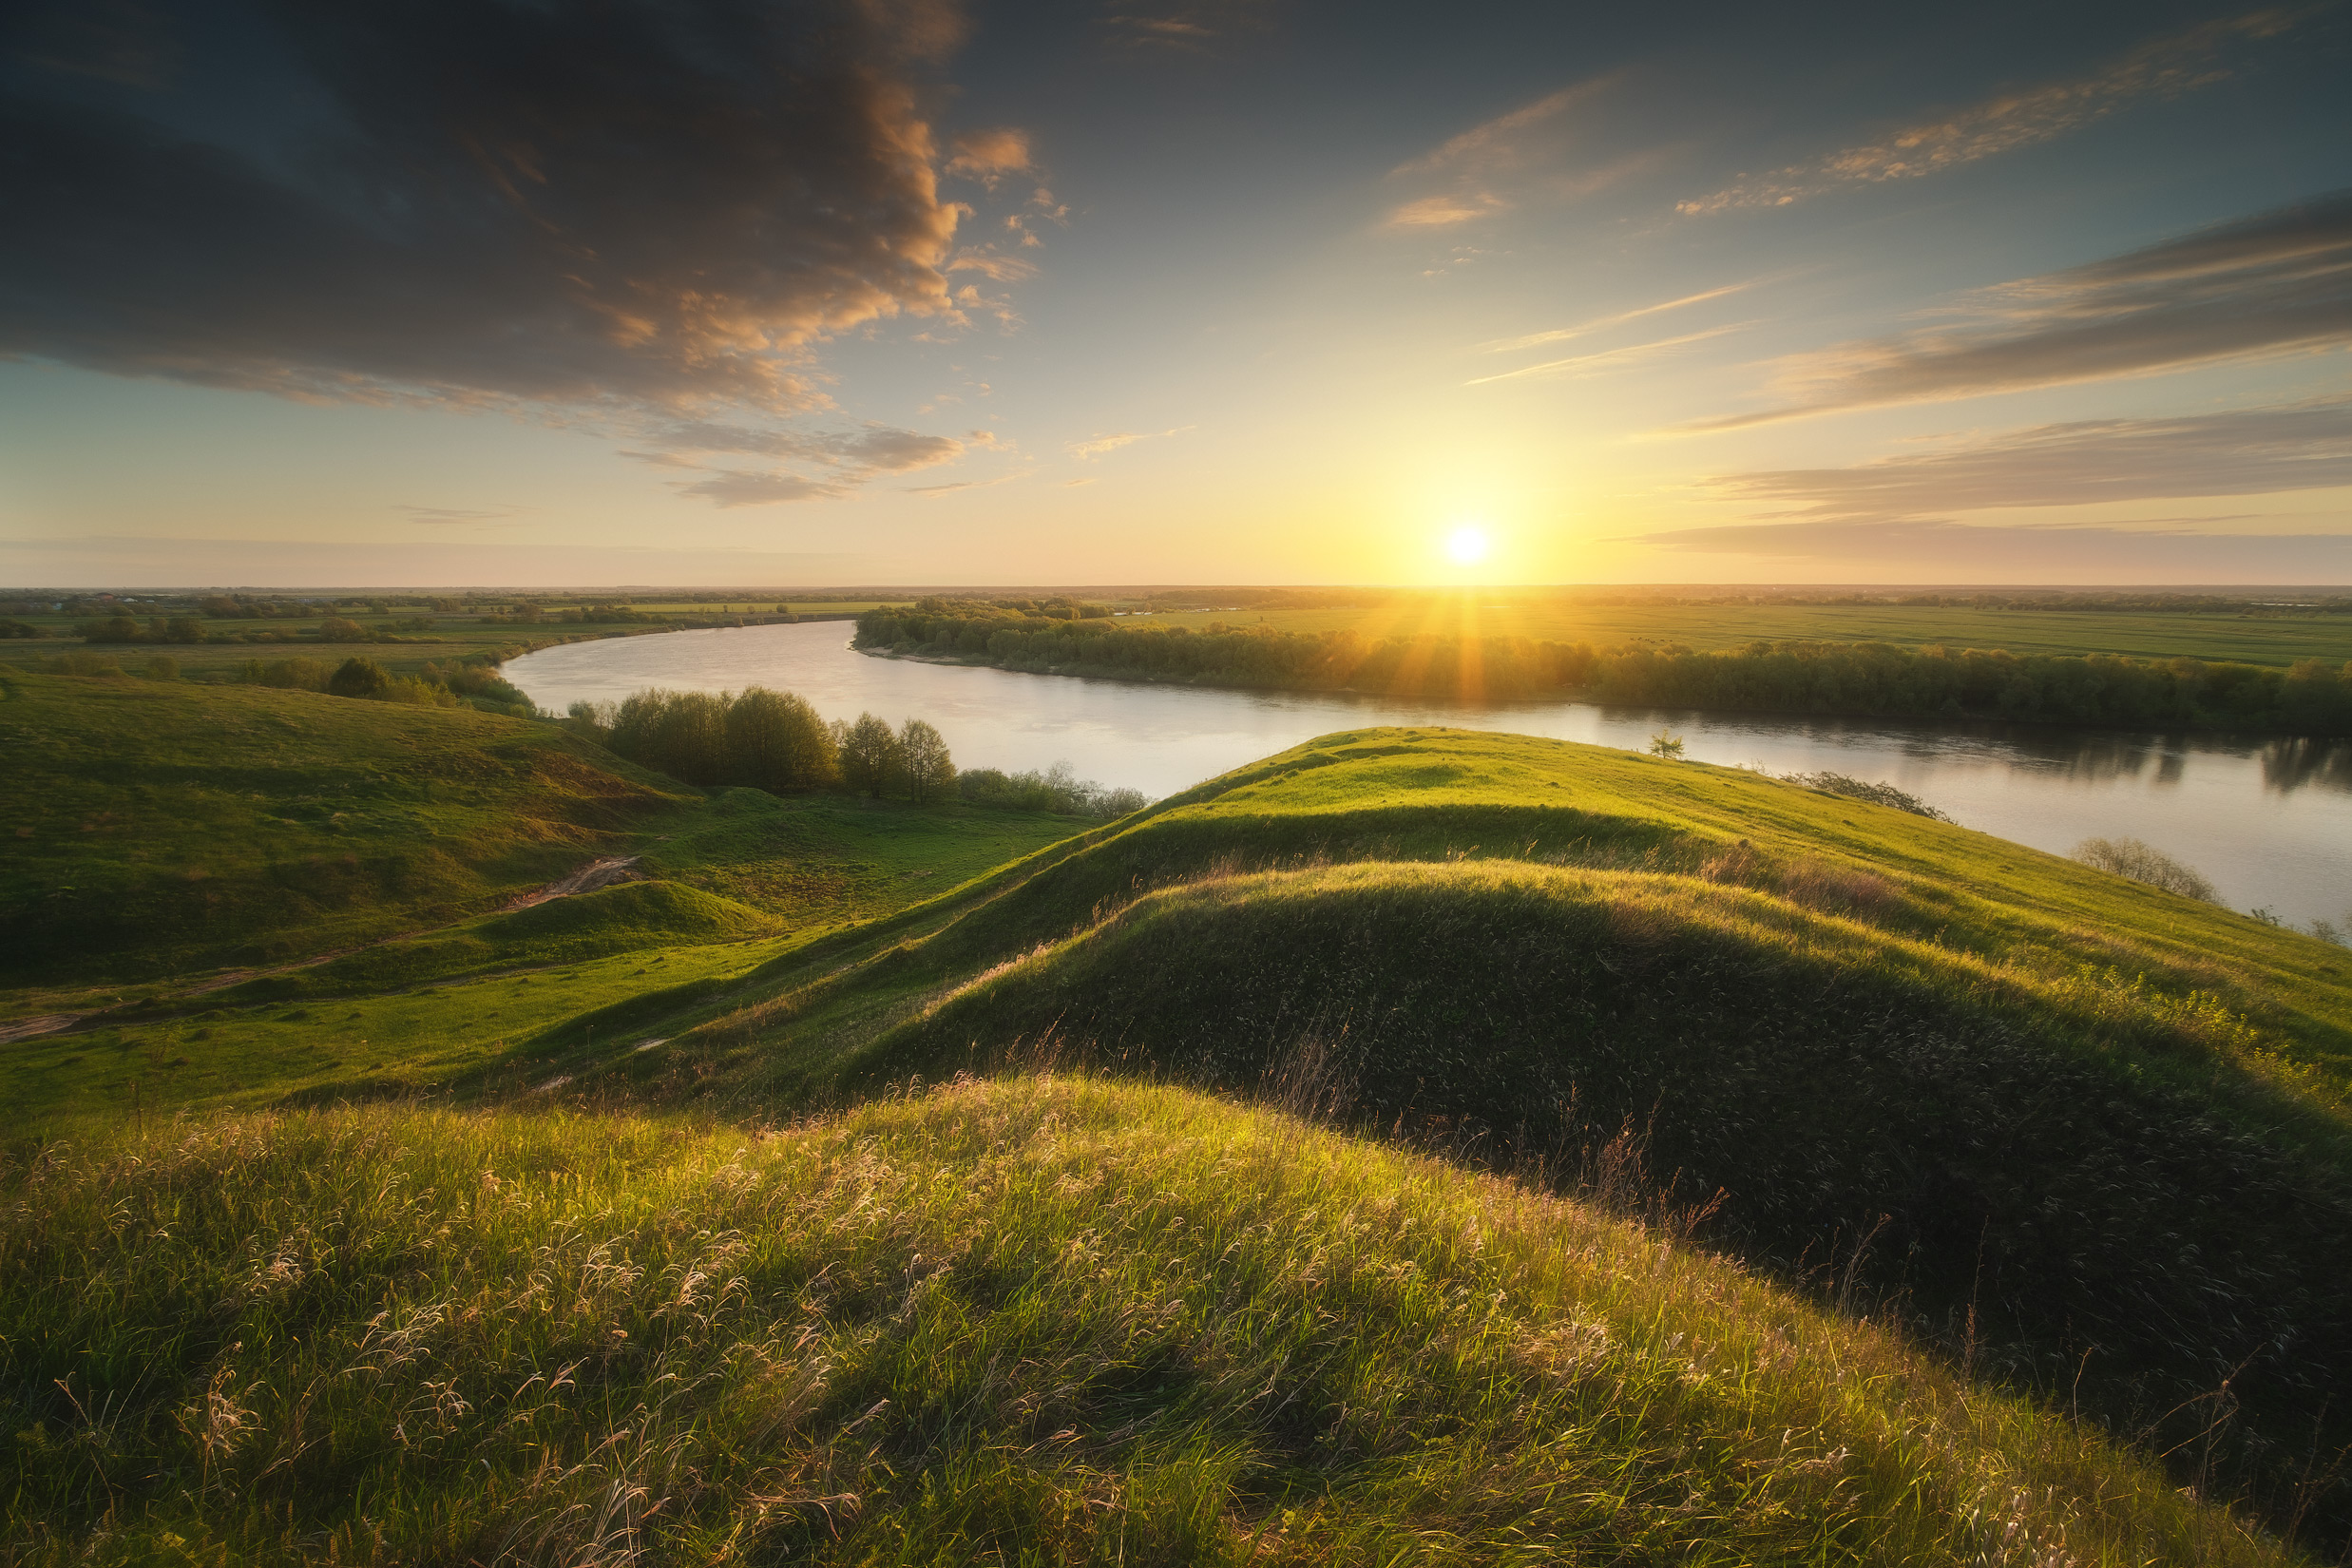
[557,728,2352,1543]
[0,1083,2293,1565]
[0,674,1090,1124]
[8,714,2351,1558]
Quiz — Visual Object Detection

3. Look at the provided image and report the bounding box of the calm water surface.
[507,621,2352,927]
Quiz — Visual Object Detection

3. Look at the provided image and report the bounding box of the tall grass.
[0,1082,2294,1564]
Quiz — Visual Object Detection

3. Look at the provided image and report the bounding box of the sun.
[1444,525,1491,565]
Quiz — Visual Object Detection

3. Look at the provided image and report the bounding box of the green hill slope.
[0,671,692,986]
[0,1082,2290,1566]
[622,727,2352,1539]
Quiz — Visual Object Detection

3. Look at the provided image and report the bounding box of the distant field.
[1133,599,2352,666]
[0,601,913,681]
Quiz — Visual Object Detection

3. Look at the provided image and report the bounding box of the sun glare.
[1445,526,1491,566]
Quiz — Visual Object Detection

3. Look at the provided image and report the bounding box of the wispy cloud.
[1707,398,2352,519]
[1101,0,1272,53]
[904,468,1036,495]
[1069,426,1193,459]
[397,504,526,526]
[1678,9,2310,216]
[676,470,847,507]
[1465,325,1748,386]
[1382,76,1635,231]
[1685,190,2352,430]
[644,419,967,506]
[1479,279,1761,354]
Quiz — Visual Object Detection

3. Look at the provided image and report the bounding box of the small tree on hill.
[1647,729,1685,760]
[328,657,391,698]
[898,717,954,804]
[839,711,901,798]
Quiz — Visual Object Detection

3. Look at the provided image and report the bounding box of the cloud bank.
[0,0,977,421]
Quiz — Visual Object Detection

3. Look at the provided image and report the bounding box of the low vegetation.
[0,1083,2298,1565]
[859,600,2352,735]
[2072,836,2221,903]
[9,676,2352,1561]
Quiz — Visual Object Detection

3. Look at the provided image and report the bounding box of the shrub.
[2071,836,2219,902]
[141,655,180,680]
[326,657,392,699]
[959,761,1149,818]
[315,616,371,642]
[1782,771,1955,822]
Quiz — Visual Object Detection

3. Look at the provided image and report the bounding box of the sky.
[1,0,2348,588]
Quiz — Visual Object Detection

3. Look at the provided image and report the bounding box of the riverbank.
[855,602,2352,737]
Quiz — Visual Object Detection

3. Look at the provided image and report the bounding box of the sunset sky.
[3,0,2348,587]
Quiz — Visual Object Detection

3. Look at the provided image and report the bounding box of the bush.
[2071,836,2219,902]
[959,761,1149,818]
[141,655,180,680]
[327,657,392,699]
[1782,772,1955,822]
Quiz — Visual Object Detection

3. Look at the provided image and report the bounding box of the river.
[506,621,2352,927]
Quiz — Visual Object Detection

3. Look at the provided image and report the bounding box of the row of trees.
[855,602,2352,736]
[571,687,958,801]
[567,685,1152,817]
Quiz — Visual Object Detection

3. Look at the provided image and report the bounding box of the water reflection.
[2265,736,2352,794]
[506,622,2352,926]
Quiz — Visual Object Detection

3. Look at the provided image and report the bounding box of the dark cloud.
[1692,190,2352,429]
[1709,399,2352,518]
[0,0,973,419]
[1633,518,2352,581]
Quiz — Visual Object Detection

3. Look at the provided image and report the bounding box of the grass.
[0,1080,2296,1565]
[578,728,2352,1542]
[1131,597,2352,667]
[0,674,1087,1119]
[10,711,2352,1558]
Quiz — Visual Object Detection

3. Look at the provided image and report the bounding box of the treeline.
[565,686,1148,817]
[856,601,2352,736]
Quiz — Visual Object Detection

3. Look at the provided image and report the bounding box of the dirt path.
[2,853,648,1047]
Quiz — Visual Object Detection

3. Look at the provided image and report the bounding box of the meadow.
[1124,595,2352,667]
[7,669,2352,1561]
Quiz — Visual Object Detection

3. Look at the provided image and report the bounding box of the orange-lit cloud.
[946,126,1033,185]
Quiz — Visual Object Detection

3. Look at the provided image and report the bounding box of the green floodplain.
[6,607,2352,1563]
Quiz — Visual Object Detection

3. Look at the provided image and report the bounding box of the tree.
[1647,729,1685,760]
[727,686,837,792]
[898,717,954,803]
[839,711,902,797]
[328,656,391,698]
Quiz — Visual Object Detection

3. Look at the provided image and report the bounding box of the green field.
[8,678,2352,1562]
[1132,598,2352,666]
